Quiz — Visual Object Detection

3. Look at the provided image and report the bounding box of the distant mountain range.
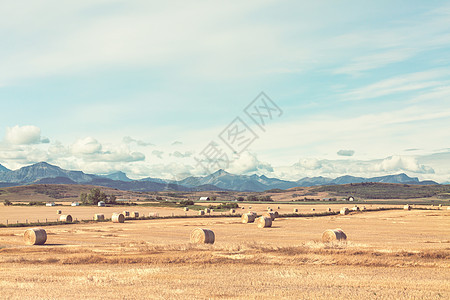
[0,162,439,192]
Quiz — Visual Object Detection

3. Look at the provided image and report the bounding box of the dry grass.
[0,207,449,299]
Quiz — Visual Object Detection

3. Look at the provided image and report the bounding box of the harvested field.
[0,207,449,299]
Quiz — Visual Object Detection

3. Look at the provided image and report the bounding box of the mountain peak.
[101,171,132,182]
[211,169,230,176]
[0,163,11,172]
[30,161,59,169]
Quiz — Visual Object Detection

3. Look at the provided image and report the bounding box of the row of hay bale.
[24,225,348,246]
[56,211,141,223]
[404,204,449,210]
[240,211,276,228]
[188,227,347,245]
[120,211,140,218]
[24,227,214,246]
[339,205,366,215]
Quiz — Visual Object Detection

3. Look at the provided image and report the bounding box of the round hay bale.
[204,208,211,213]
[94,213,105,221]
[340,208,349,215]
[267,206,271,210]
[268,208,273,212]
[273,211,279,218]
[241,213,256,223]
[241,207,245,209]
[184,207,189,212]
[122,211,130,217]
[59,215,72,222]
[362,206,366,210]
[256,216,272,228]
[311,208,315,211]
[56,210,62,214]
[229,209,236,214]
[403,204,411,210]
[132,211,139,218]
[293,208,298,213]
[327,208,332,212]
[277,206,280,209]
[322,229,347,242]
[249,206,252,209]
[351,206,359,211]
[263,212,275,221]
[112,213,125,223]
[24,228,47,245]
[190,228,215,244]
[199,210,205,215]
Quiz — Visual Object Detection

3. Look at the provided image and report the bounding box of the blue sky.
[1,0,450,183]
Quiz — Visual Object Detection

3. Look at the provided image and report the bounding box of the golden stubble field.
[0,202,410,224]
[0,207,449,299]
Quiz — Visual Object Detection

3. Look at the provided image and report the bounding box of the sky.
[1,0,450,183]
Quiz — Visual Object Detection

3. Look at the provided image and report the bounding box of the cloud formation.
[152,150,164,159]
[227,151,273,175]
[337,149,355,156]
[72,137,102,155]
[370,155,434,174]
[171,151,193,158]
[4,125,47,145]
[123,136,154,146]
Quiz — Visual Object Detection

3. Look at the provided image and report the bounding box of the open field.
[0,207,449,299]
[2,201,445,225]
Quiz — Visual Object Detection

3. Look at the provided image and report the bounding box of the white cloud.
[144,162,194,181]
[370,155,434,174]
[342,69,450,101]
[337,150,355,156]
[171,151,193,158]
[4,125,43,145]
[87,151,145,163]
[334,49,417,76]
[226,151,273,175]
[295,158,322,170]
[274,154,438,182]
[72,137,102,155]
[152,150,164,159]
[123,136,154,146]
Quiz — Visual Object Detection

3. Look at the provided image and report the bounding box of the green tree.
[87,188,107,205]
[107,194,117,205]
[3,199,12,206]
[80,188,108,205]
[247,195,258,201]
[80,192,88,204]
